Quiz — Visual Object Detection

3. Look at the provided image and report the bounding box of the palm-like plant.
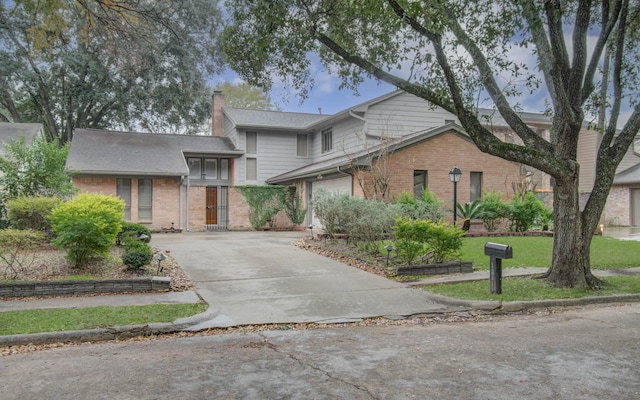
[456,200,483,231]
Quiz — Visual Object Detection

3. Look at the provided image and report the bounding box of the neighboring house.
[0,122,44,157]
[66,89,636,231]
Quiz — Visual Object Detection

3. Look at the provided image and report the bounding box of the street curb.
[2,295,640,347]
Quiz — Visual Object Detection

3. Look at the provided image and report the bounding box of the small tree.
[0,135,76,223]
[49,193,124,268]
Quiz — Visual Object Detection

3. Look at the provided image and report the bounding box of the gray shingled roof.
[67,129,242,176]
[267,124,469,185]
[614,164,640,185]
[0,122,43,156]
[223,107,329,131]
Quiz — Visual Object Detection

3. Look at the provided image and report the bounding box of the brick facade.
[603,186,631,226]
[356,132,521,209]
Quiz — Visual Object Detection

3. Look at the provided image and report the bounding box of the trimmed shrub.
[0,229,46,279]
[119,221,152,244]
[506,192,546,232]
[122,240,153,270]
[479,191,507,232]
[391,190,445,222]
[394,218,465,264]
[312,190,352,236]
[49,193,125,268]
[7,196,62,235]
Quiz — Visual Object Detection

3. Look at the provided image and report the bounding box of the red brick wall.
[228,187,251,230]
[73,176,181,231]
[603,186,631,226]
[356,132,520,221]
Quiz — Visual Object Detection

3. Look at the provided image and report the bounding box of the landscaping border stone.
[0,276,171,298]
[396,261,473,276]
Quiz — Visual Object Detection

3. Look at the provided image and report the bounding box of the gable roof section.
[67,129,242,177]
[223,107,328,131]
[267,123,470,185]
[613,163,640,185]
[0,122,43,156]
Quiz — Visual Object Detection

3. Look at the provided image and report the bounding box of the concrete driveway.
[151,231,465,328]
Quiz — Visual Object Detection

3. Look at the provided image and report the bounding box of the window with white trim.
[117,178,131,220]
[297,134,308,157]
[246,158,257,181]
[470,172,483,202]
[321,128,333,153]
[246,131,257,154]
[138,179,153,221]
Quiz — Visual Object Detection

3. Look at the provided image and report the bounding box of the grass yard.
[0,303,207,336]
[460,235,640,271]
[425,275,640,302]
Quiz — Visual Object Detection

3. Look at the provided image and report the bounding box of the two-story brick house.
[68,89,637,231]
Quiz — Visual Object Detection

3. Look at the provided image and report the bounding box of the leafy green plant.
[312,190,352,236]
[236,185,286,229]
[119,221,152,244]
[0,229,46,279]
[537,206,553,231]
[506,192,546,232]
[456,199,483,231]
[6,196,62,235]
[122,240,153,270]
[49,193,125,268]
[394,218,465,264]
[391,189,445,222]
[283,187,307,226]
[479,191,507,232]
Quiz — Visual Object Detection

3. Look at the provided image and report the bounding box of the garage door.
[309,176,353,230]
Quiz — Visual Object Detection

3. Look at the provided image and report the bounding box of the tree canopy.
[214,82,281,111]
[223,0,640,289]
[0,0,225,141]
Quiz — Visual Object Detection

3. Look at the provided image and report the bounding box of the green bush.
[479,191,507,232]
[391,190,445,222]
[506,192,546,232]
[122,240,153,270]
[343,198,395,252]
[7,196,62,235]
[0,229,46,279]
[394,218,465,264]
[119,221,152,244]
[49,193,125,268]
[312,190,353,236]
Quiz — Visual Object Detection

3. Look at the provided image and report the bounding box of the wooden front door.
[206,187,217,225]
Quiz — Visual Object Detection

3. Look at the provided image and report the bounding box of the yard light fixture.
[154,252,168,274]
[449,166,462,225]
[384,244,395,265]
[309,225,314,239]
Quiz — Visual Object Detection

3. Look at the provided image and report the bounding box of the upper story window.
[246,131,257,154]
[188,157,230,180]
[297,134,308,157]
[321,128,333,153]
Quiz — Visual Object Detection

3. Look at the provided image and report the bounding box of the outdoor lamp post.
[449,166,462,225]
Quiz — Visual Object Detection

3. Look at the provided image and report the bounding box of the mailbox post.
[484,242,513,294]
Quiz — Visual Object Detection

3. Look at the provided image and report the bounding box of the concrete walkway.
[150,231,467,328]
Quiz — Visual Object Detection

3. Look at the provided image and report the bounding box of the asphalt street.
[1,303,638,399]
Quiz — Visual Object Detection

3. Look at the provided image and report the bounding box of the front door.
[206,187,217,225]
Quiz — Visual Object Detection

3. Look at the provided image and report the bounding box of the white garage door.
[309,176,352,230]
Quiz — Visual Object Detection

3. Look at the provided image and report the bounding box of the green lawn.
[0,303,207,336]
[460,235,640,271]
[425,275,640,302]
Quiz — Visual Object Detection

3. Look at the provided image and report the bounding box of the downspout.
[179,176,185,230]
[186,176,190,232]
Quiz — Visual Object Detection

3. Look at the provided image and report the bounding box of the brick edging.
[0,277,171,298]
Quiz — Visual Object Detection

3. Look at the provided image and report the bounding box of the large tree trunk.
[542,174,603,289]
